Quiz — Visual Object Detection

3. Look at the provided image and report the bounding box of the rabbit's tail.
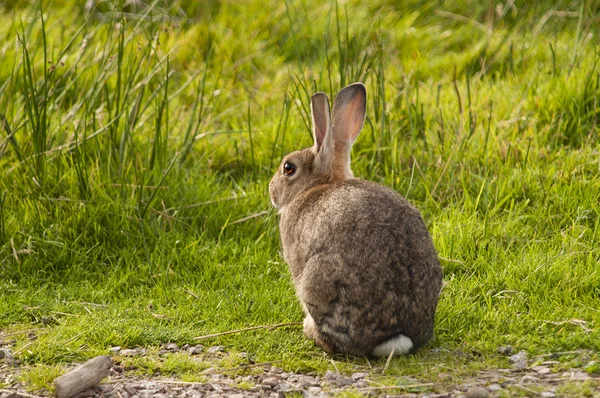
[371,334,413,357]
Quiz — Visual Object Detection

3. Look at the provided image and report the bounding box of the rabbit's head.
[269,83,367,210]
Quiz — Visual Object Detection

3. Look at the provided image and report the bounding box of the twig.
[194,322,302,341]
[330,383,433,393]
[0,329,38,338]
[435,10,492,34]
[330,359,340,374]
[539,350,591,357]
[228,210,269,225]
[0,389,45,398]
[10,237,20,263]
[381,348,395,375]
[13,341,34,355]
[201,361,281,374]
[182,288,200,299]
[165,194,248,211]
[438,256,465,264]
[512,384,540,396]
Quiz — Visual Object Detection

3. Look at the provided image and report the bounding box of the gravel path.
[1,343,599,397]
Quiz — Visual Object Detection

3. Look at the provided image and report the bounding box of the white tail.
[371,334,413,357]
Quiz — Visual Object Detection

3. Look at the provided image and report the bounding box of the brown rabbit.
[269,83,442,357]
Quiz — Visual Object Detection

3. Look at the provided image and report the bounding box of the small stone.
[298,376,320,387]
[165,342,179,351]
[335,377,354,386]
[465,386,489,398]
[307,386,322,393]
[351,372,368,380]
[274,382,292,391]
[535,367,551,375]
[573,371,591,379]
[437,372,452,381]
[541,393,556,398]
[497,345,514,355]
[223,394,244,398]
[453,349,468,358]
[508,351,528,370]
[123,384,138,396]
[109,346,121,353]
[120,348,138,357]
[187,346,202,355]
[262,377,281,387]
[186,390,202,398]
[488,384,502,392]
[541,361,560,366]
[208,345,224,354]
[520,375,539,383]
[324,370,339,381]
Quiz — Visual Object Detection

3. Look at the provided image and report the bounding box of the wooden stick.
[0,389,45,398]
[194,322,302,341]
[330,383,434,393]
[381,348,395,375]
[0,329,38,338]
[13,341,34,355]
[201,361,281,374]
[54,355,112,398]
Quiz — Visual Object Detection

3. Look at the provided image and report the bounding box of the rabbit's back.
[280,179,442,355]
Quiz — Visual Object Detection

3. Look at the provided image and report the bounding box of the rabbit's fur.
[269,83,442,357]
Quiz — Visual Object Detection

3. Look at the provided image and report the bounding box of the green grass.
[1,0,599,395]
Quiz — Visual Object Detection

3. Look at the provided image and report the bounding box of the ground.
[0,0,599,397]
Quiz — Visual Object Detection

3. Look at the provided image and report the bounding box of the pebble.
[208,345,224,354]
[453,349,468,358]
[508,350,528,370]
[120,348,139,357]
[274,382,292,391]
[465,386,489,398]
[123,383,138,396]
[573,371,591,379]
[497,345,514,355]
[165,342,179,351]
[324,370,339,381]
[351,372,368,380]
[488,383,502,392]
[109,346,121,353]
[541,392,556,398]
[187,345,203,355]
[335,376,354,386]
[261,376,281,387]
[437,372,452,381]
[520,375,540,383]
[533,366,551,375]
[298,376,320,387]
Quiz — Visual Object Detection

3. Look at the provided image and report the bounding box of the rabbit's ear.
[311,92,332,152]
[311,92,335,175]
[331,82,366,179]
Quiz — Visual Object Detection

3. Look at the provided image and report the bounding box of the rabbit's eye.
[283,162,296,176]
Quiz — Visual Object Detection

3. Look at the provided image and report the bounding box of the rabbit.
[269,82,443,357]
